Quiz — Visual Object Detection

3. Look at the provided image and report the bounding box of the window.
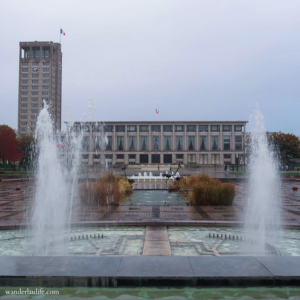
[151,154,160,164]
[176,136,183,150]
[235,125,243,132]
[42,48,50,58]
[31,115,37,119]
[31,103,38,107]
[20,122,27,125]
[116,125,125,132]
[140,136,148,151]
[20,128,27,131]
[163,125,173,132]
[43,62,50,66]
[129,154,136,159]
[188,136,195,150]
[140,154,148,163]
[117,136,124,150]
[31,109,38,113]
[20,115,27,119]
[224,154,231,159]
[20,98,28,101]
[81,154,89,159]
[21,92,28,95]
[21,68,28,72]
[21,74,28,78]
[21,80,28,84]
[106,136,112,150]
[31,121,36,126]
[151,125,161,132]
[127,125,137,132]
[42,85,49,89]
[176,154,184,159]
[32,47,40,58]
[21,85,28,90]
[81,125,90,132]
[43,73,50,78]
[32,91,38,95]
[223,125,232,132]
[92,125,102,132]
[117,154,124,159]
[105,154,113,159]
[139,125,148,132]
[43,68,50,72]
[164,136,171,151]
[82,136,89,151]
[175,125,184,132]
[42,79,50,84]
[32,73,39,78]
[152,136,160,150]
[94,136,101,151]
[129,136,136,150]
[32,80,38,84]
[164,154,172,164]
[211,136,219,150]
[32,86,39,90]
[93,154,100,159]
[199,125,208,132]
[223,135,231,150]
[21,109,28,113]
[21,63,28,66]
[235,135,243,150]
[187,125,196,132]
[42,98,48,101]
[42,91,49,95]
[200,136,207,150]
[32,62,39,66]
[211,125,220,132]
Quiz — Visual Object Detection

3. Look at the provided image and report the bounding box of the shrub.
[78,173,132,205]
[169,174,235,205]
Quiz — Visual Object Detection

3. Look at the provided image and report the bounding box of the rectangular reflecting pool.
[1,287,300,299]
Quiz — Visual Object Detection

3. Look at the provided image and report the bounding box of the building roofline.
[70,120,248,124]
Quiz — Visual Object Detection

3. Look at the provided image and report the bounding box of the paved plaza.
[0,178,299,227]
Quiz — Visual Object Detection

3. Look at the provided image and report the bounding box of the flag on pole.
[155,109,159,114]
[155,138,158,150]
[60,29,66,36]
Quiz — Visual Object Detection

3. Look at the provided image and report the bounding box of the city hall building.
[71,121,247,166]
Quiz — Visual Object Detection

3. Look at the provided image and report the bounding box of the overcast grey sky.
[0,0,299,134]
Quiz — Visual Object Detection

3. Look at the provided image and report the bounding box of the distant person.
[158,165,160,170]
[297,168,299,172]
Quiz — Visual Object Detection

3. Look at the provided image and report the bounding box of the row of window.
[20,122,36,125]
[71,124,244,133]
[20,104,39,107]
[21,62,50,66]
[20,97,49,102]
[21,91,49,96]
[75,135,243,152]
[21,80,50,84]
[21,47,50,59]
[20,109,39,113]
[78,153,237,160]
[21,85,49,90]
[21,68,50,72]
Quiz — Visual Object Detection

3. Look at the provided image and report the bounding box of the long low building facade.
[69,121,248,166]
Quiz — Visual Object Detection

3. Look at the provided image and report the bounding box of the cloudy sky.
[0,0,299,134]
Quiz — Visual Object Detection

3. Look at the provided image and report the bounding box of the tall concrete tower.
[18,41,62,136]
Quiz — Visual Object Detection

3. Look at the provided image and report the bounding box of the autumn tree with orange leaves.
[0,125,22,164]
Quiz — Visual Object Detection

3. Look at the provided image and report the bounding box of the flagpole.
[60,27,61,44]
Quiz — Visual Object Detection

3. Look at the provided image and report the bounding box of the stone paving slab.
[1,256,300,287]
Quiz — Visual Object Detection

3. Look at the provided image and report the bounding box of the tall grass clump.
[169,174,235,205]
[78,173,132,205]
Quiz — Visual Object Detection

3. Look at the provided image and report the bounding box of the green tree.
[18,135,35,170]
[269,132,300,163]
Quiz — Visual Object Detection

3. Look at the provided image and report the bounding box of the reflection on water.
[169,227,300,256]
[121,190,188,206]
[0,227,145,256]
[1,286,300,299]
